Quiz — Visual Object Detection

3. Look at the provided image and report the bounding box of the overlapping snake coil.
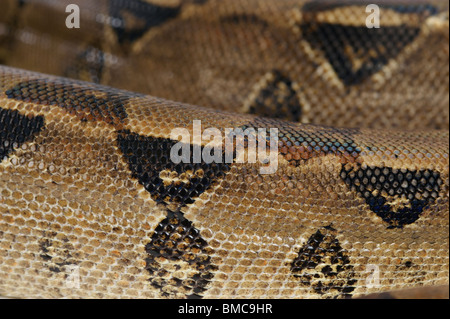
[0,0,448,299]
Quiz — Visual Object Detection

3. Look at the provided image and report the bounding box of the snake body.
[0,0,449,299]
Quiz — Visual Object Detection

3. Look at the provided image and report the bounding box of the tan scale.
[0,0,449,299]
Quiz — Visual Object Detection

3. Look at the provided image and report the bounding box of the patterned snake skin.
[0,0,448,299]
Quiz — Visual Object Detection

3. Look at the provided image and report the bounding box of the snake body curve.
[0,0,449,299]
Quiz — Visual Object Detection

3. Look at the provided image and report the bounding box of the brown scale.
[0,0,448,299]
[0,65,448,299]
[5,79,132,128]
[38,231,80,274]
[1,0,448,130]
[244,117,362,166]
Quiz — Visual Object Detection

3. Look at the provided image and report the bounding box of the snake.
[0,0,448,299]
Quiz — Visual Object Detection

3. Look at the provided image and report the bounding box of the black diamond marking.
[0,108,44,161]
[117,130,232,298]
[145,210,217,298]
[248,71,302,122]
[340,164,442,228]
[291,226,356,298]
[301,23,421,86]
[109,0,181,44]
[117,130,232,207]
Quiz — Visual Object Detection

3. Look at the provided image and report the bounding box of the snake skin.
[0,0,449,299]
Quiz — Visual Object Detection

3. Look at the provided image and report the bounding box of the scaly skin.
[0,65,448,298]
[0,0,448,130]
[0,0,449,299]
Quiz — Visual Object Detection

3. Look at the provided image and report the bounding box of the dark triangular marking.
[247,71,302,122]
[145,210,217,298]
[291,226,356,298]
[109,0,181,44]
[340,164,442,228]
[117,130,231,208]
[0,108,45,161]
[301,23,421,85]
[116,130,233,297]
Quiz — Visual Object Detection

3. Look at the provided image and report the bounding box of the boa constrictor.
[0,0,448,299]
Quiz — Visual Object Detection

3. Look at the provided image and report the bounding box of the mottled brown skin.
[0,65,448,299]
[0,0,449,299]
[0,0,448,130]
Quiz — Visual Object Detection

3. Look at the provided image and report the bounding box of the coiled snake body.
[0,0,448,299]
